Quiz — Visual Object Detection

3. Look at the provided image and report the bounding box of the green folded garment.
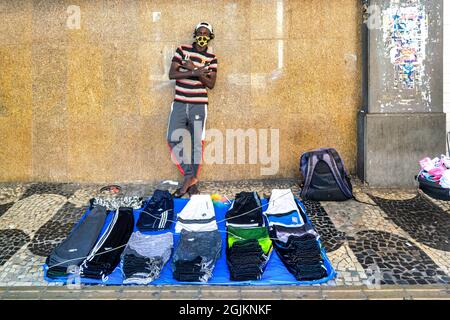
[227,226,272,254]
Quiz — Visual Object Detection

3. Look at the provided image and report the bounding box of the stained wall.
[0,0,362,183]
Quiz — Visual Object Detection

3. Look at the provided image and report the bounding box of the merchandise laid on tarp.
[418,155,450,201]
[44,189,336,285]
[226,192,272,281]
[266,190,327,281]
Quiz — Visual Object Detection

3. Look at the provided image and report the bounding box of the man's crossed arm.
[169,61,216,89]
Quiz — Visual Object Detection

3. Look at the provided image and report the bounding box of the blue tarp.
[43,197,336,286]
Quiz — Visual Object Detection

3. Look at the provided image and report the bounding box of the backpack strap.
[327,148,352,191]
[327,148,351,179]
[323,151,353,198]
[300,152,320,198]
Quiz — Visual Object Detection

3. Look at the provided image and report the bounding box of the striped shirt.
[171,43,218,105]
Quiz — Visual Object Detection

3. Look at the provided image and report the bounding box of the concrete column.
[358,0,445,187]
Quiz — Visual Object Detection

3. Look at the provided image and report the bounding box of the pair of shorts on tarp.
[121,232,173,285]
[265,189,319,244]
[47,196,144,281]
[172,229,222,282]
[136,190,174,232]
[225,192,272,281]
[172,195,222,282]
[226,191,265,228]
[273,233,328,281]
[264,189,305,227]
[46,205,108,278]
[265,189,326,281]
[227,226,272,280]
[121,190,175,284]
[79,207,135,281]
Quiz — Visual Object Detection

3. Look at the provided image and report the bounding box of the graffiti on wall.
[382,5,428,89]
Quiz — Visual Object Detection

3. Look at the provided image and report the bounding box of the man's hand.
[181,59,196,71]
[198,70,216,89]
[192,67,211,77]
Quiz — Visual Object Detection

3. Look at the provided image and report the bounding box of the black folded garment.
[174,257,202,273]
[226,192,264,227]
[277,252,327,280]
[226,238,269,281]
[229,265,263,276]
[228,255,265,265]
[137,189,174,231]
[81,207,135,280]
[276,247,322,260]
[122,253,163,279]
[275,234,322,252]
[173,256,206,282]
[173,271,206,282]
[273,233,328,281]
[230,272,261,281]
[227,240,262,254]
[293,265,328,281]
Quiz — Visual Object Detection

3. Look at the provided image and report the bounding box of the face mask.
[195,36,210,47]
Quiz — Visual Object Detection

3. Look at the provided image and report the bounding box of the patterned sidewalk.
[0,179,449,299]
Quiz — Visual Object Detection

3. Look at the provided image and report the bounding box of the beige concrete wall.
[0,0,362,183]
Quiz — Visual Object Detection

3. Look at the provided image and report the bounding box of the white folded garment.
[175,195,218,233]
[264,189,305,227]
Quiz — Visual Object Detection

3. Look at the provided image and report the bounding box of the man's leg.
[166,102,193,178]
[188,104,207,180]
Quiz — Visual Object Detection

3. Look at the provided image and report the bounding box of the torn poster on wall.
[382,5,428,89]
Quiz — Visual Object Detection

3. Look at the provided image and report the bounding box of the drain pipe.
[357,0,370,182]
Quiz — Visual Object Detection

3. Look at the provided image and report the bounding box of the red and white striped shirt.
[171,43,218,105]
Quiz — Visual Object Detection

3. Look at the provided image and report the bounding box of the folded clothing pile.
[227,226,272,281]
[80,207,135,281]
[172,229,222,282]
[269,224,319,243]
[265,189,327,281]
[121,232,173,284]
[419,155,450,188]
[136,189,174,232]
[46,205,108,278]
[172,195,221,282]
[264,189,305,227]
[175,194,218,233]
[226,192,265,228]
[225,192,272,281]
[273,233,327,281]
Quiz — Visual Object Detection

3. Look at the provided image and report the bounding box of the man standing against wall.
[167,22,218,197]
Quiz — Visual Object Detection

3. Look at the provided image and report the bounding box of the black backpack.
[300,148,353,201]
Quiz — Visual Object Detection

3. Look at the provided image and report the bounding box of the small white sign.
[152,12,161,22]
